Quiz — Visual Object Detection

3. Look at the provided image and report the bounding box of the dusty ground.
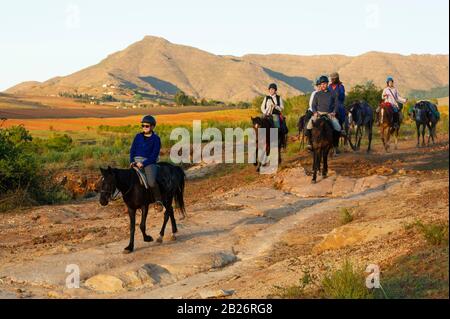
[0,136,448,299]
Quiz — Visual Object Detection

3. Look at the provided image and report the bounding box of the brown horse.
[379,103,400,152]
[311,115,334,183]
[251,116,286,172]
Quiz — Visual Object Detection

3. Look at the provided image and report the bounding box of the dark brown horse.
[251,116,286,172]
[311,115,334,183]
[99,163,186,253]
[297,114,308,149]
[347,101,374,153]
[411,101,440,147]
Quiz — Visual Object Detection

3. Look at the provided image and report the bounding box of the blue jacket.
[329,83,345,105]
[329,83,346,122]
[130,132,161,167]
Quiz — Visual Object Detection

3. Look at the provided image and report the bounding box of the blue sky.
[1,0,449,91]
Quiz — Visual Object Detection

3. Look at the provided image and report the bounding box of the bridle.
[99,177,133,202]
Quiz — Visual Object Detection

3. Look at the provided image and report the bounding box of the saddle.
[132,166,149,189]
[380,102,393,113]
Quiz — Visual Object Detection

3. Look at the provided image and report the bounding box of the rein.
[100,176,134,202]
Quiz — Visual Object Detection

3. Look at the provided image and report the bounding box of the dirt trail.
[0,137,448,299]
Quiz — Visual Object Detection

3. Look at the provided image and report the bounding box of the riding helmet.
[386,76,394,83]
[141,115,156,126]
[268,83,278,91]
[315,77,321,86]
[318,75,329,84]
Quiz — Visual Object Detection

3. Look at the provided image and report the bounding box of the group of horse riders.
[129,74,422,210]
[260,74,410,153]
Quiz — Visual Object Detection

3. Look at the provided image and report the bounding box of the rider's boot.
[393,112,399,129]
[151,183,164,212]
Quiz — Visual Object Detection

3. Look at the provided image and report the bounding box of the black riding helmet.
[141,115,156,126]
[318,75,329,84]
[268,83,278,91]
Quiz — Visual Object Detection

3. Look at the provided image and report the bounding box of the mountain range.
[6,36,449,102]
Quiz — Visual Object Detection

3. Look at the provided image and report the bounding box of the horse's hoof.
[156,236,163,244]
[170,235,177,242]
[322,175,328,179]
[144,236,154,243]
[123,248,133,254]
[312,180,317,184]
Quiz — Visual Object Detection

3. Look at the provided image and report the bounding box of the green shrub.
[346,81,383,110]
[321,260,373,299]
[46,134,73,152]
[414,221,449,246]
[252,95,265,110]
[340,208,354,225]
[0,126,70,211]
[284,94,310,115]
[174,91,196,106]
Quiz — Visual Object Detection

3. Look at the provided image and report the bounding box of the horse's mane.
[112,168,137,188]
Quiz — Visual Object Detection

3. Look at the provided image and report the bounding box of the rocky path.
[0,139,448,299]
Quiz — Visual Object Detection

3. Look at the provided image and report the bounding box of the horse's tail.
[174,166,187,219]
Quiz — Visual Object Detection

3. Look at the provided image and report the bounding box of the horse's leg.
[124,207,136,253]
[416,122,420,147]
[380,127,387,151]
[428,122,436,145]
[421,124,426,147]
[140,205,153,243]
[167,203,178,241]
[254,135,259,167]
[322,148,329,178]
[385,127,391,152]
[367,124,373,153]
[157,208,170,244]
[394,126,399,150]
[278,134,282,165]
[353,125,358,150]
[312,150,318,183]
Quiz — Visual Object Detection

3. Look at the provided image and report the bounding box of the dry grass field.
[2,109,257,132]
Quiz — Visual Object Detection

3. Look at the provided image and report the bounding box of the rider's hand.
[136,162,144,169]
[330,112,336,117]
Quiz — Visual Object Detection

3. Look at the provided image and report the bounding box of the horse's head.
[348,102,361,123]
[413,101,429,122]
[99,166,117,206]
[251,116,263,129]
[311,115,332,144]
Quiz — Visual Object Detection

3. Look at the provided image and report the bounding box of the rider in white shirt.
[377,76,408,128]
[261,83,285,129]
